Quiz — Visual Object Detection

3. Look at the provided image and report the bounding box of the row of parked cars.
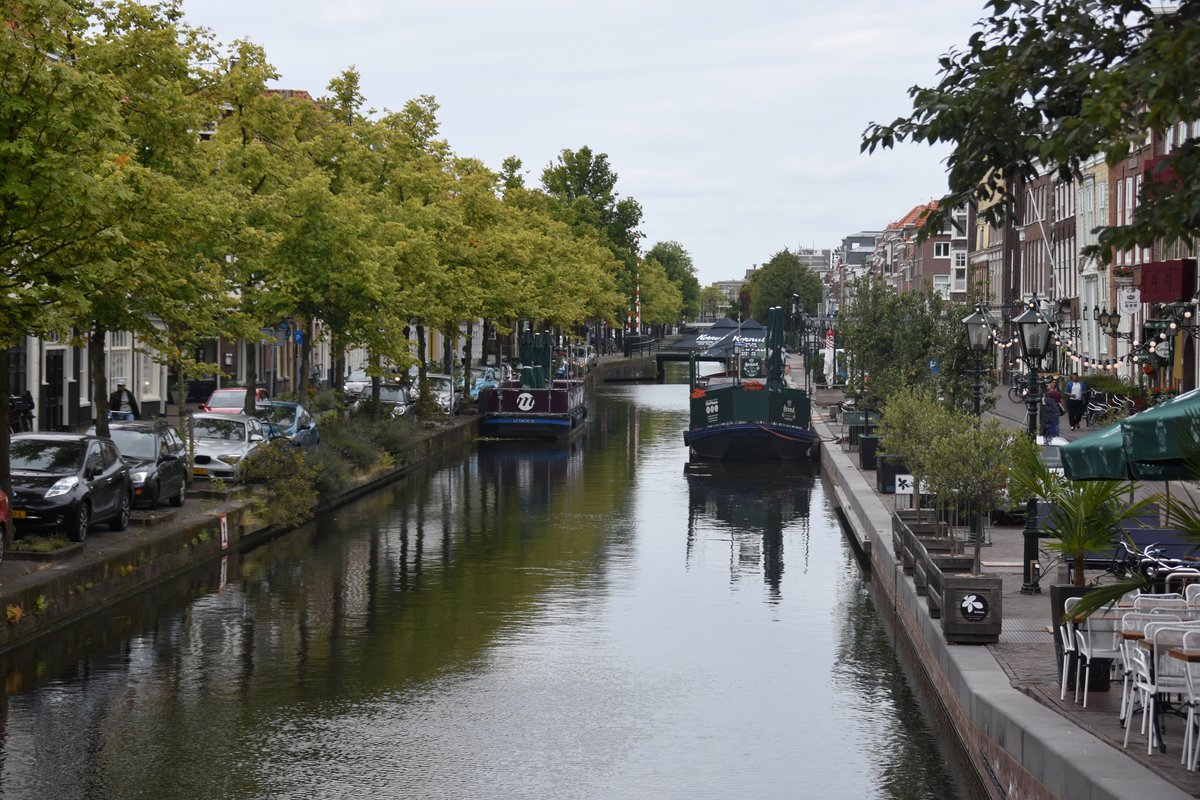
[343,369,466,415]
[1,392,324,556]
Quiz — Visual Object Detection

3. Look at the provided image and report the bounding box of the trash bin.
[860,435,880,470]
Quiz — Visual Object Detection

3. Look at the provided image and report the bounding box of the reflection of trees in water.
[831,554,968,800]
[685,462,815,599]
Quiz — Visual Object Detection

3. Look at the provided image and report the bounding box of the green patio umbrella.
[1121,387,1200,480]
[1060,388,1200,481]
[765,307,785,392]
[1059,421,1135,480]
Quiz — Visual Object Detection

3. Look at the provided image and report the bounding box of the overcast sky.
[184,0,989,286]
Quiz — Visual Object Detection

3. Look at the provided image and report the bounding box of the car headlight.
[130,470,149,484]
[217,454,243,465]
[45,476,80,498]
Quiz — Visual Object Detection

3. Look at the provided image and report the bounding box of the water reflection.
[0,385,967,800]
[685,461,815,598]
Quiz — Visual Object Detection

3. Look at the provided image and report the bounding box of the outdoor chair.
[1187,583,1200,606]
[1075,605,1122,708]
[1125,621,1199,755]
[1134,595,1188,613]
[1061,597,1082,702]
[1182,629,1200,770]
[1120,612,1182,729]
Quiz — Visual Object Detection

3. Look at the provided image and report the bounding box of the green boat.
[684,307,816,460]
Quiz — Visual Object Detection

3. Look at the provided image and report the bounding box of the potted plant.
[1005,436,1155,682]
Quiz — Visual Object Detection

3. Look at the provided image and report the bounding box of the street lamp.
[1013,301,1050,594]
[961,307,992,417]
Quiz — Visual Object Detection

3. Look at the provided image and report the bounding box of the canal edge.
[815,417,1191,800]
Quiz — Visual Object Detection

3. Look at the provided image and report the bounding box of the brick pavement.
[806,370,1200,797]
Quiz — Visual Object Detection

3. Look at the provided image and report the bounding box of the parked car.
[351,384,412,418]
[8,433,132,542]
[87,420,188,508]
[344,368,406,397]
[422,373,461,415]
[189,413,267,481]
[255,400,320,448]
[469,366,502,400]
[0,489,10,566]
[198,387,270,413]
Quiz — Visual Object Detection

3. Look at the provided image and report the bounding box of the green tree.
[700,285,727,320]
[746,249,822,323]
[0,1,133,499]
[862,0,1200,256]
[644,241,700,321]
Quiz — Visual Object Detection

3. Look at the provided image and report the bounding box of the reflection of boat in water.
[683,307,817,460]
[684,460,816,595]
[479,331,587,441]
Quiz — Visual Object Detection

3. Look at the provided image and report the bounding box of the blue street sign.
[294,330,303,345]
[929,359,938,374]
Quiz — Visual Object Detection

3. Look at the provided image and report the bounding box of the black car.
[88,420,188,508]
[9,433,132,542]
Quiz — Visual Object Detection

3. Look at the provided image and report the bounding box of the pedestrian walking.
[1042,382,1064,439]
[1065,372,1086,430]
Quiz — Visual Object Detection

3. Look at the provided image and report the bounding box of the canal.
[0,378,970,799]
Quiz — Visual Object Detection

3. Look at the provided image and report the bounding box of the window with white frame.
[107,331,133,387]
[934,241,950,258]
[932,274,950,298]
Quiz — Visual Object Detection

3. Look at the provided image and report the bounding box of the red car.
[198,387,270,413]
[0,488,9,566]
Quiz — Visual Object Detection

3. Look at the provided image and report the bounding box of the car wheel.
[109,492,130,532]
[68,502,91,543]
[169,479,185,507]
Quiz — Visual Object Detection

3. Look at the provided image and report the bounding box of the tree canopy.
[862,0,1200,257]
[746,249,822,323]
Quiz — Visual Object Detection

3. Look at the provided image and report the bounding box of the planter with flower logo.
[941,574,1003,644]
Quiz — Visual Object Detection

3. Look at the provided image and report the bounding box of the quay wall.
[817,419,1190,800]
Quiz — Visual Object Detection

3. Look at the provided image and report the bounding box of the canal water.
[0,379,968,799]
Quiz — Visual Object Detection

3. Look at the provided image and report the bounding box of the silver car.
[189,413,267,481]
[423,373,461,415]
[352,384,412,417]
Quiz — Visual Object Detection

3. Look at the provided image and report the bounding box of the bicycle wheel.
[1008,386,1024,404]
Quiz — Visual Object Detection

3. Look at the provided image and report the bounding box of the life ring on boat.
[743,381,764,390]
[690,388,707,399]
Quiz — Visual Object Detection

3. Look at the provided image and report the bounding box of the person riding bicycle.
[108,378,140,421]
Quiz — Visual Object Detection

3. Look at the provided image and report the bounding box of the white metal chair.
[1061,597,1082,702]
[1186,583,1200,606]
[1125,621,1198,755]
[1181,629,1200,770]
[1134,595,1188,613]
[1120,612,1181,729]
[1075,606,1122,708]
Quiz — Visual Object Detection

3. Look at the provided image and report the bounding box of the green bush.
[240,440,318,528]
[307,445,353,500]
[1082,373,1136,395]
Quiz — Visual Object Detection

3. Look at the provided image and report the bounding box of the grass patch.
[11,535,70,553]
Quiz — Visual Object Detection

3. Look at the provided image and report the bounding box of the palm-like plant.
[1005,437,1153,590]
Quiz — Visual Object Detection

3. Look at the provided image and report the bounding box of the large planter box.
[942,574,1003,644]
[1049,584,1111,691]
[926,555,976,619]
[876,455,909,494]
[859,435,880,470]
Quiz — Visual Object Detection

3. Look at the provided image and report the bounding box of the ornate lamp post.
[961,307,992,417]
[1013,302,1050,594]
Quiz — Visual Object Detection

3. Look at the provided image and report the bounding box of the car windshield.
[11,439,85,472]
[209,389,246,407]
[262,405,296,424]
[107,428,157,460]
[428,377,451,392]
[347,370,369,383]
[378,386,408,403]
[193,418,247,441]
